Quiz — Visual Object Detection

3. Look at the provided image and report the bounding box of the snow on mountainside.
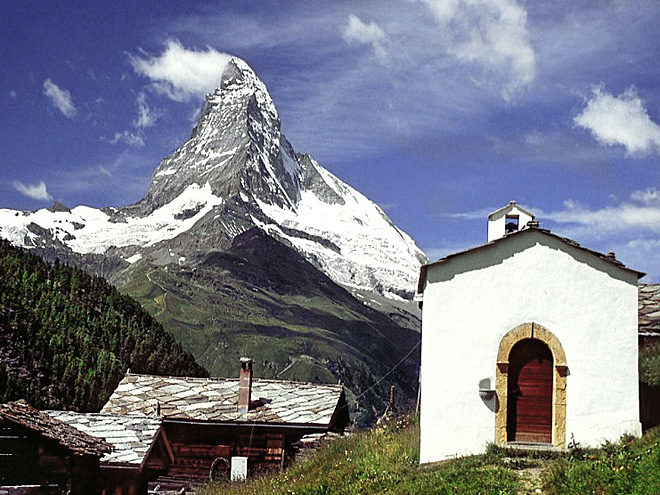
[0,184,222,256]
[0,57,427,300]
[255,156,426,299]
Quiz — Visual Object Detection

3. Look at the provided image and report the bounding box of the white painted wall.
[419,230,640,463]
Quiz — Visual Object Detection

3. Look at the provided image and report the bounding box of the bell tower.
[487,201,535,242]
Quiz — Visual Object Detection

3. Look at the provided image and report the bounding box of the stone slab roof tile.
[0,402,112,457]
[101,373,344,426]
[46,411,161,466]
[639,284,660,336]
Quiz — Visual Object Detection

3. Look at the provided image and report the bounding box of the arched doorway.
[506,339,553,443]
[495,322,568,447]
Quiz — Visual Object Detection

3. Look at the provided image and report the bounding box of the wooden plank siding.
[162,423,288,480]
[0,425,102,495]
[143,420,325,490]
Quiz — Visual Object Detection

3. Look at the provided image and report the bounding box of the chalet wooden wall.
[154,421,328,483]
[0,421,102,495]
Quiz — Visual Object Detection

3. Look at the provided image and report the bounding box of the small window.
[505,215,519,234]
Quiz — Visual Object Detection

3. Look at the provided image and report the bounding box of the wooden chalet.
[99,359,349,491]
[45,411,168,495]
[0,401,111,495]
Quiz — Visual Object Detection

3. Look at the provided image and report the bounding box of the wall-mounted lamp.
[478,378,496,401]
[479,389,496,401]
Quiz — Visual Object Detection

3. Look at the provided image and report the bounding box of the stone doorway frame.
[495,322,568,447]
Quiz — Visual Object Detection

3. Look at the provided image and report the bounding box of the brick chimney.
[238,357,253,416]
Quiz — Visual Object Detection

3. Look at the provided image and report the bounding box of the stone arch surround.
[495,322,567,447]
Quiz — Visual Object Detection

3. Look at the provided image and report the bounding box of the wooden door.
[507,339,553,443]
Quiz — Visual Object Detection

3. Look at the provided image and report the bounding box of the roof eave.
[161,417,332,429]
[417,227,645,294]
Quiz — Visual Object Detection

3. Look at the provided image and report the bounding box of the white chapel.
[416,201,643,463]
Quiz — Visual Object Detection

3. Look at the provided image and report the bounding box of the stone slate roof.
[639,284,660,336]
[0,402,112,457]
[46,411,161,466]
[101,373,345,426]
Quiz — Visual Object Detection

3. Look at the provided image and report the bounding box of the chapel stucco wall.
[419,234,640,464]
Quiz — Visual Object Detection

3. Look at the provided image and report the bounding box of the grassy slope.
[201,416,519,495]
[120,229,421,425]
[199,417,660,495]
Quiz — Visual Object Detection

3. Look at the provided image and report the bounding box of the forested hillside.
[0,239,207,411]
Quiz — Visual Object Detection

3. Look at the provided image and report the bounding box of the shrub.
[640,343,660,387]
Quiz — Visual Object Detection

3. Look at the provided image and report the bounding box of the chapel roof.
[0,401,112,457]
[417,224,645,295]
[100,372,346,427]
[46,410,161,466]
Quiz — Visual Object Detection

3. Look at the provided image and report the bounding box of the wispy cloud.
[106,93,157,148]
[52,150,154,208]
[343,14,388,61]
[43,79,77,118]
[574,85,660,156]
[421,0,536,100]
[108,131,145,148]
[129,38,233,102]
[630,188,660,206]
[540,190,660,238]
[436,207,494,220]
[12,181,53,201]
[8,90,17,99]
[537,191,660,280]
[447,191,660,238]
[134,92,159,128]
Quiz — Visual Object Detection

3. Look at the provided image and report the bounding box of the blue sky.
[2,1,660,280]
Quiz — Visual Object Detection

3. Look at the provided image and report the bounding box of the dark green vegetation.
[640,342,660,387]
[121,228,421,425]
[0,239,207,412]
[200,415,660,495]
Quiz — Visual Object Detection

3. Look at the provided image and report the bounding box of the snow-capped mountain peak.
[0,56,426,301]
[144,57,300,215]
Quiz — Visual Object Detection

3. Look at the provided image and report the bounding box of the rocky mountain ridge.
[0,57,426,304]
[0,57,425,423]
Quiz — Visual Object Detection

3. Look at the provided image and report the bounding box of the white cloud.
[574,86,660,156]
[421,0,536,99]
[105,93,157,149]
[541,192,660,236]
[630,188,660,206]
[541,194,660,281]
[109,131,145,148]
[343,14,388,61]
[134,92,158,128]
[129,38,233,101]
[43,79,77,118]
[12,181,53,201]
[9,90,17,99]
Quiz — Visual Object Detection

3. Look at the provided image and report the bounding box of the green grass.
[198,417,660,495]
[199,416,520,495]
[541,428,660,495]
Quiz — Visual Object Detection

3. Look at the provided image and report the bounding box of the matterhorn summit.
[0,57,427,302]
[141,58,301,213]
